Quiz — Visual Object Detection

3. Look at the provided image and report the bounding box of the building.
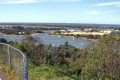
[84,28,92,32]
[2,25,13,29]
[103,30,113,33]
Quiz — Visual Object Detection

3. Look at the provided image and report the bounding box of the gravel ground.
[0,71,8,80]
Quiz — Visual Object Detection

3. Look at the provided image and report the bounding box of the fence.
[0,43,28,80]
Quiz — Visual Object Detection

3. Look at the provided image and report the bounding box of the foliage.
[28,59,74,80]
[80,33,120,80]
[0,60,18,80]
[0,26,45,35]
[5,33,120,80]
[0,38,7,43]
[44,52,53,66]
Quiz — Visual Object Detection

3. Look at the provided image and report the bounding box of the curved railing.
[0,43,28,80]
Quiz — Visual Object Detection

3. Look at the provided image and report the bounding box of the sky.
[0,0,120,24]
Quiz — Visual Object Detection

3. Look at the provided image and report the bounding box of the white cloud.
[92,1,120,7]
[88,10,117,15]
[0,0,80,4]
[1,0,37,4]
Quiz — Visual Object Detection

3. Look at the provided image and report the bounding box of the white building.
[84,28,92,32]
[103,30,113,33]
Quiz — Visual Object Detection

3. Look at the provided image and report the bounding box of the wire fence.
[0,43,28,80]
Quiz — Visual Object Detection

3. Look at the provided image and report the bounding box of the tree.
[80,33,120,80]
[44,52,53,66]
[0,38,7,43]
[64,41,68,47]
[21,36,44,65]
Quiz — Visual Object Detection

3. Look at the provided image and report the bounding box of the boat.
[73,37,75,40]
[81,43,84,44]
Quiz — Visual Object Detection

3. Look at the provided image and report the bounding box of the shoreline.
[0,33,39,37]
[49,34,99,42]
[0,32,99,42]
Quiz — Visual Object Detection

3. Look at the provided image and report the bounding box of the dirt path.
[0,71,8,80]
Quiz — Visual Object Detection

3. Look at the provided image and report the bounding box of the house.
[2,25,13,29]
[84,28,92,32]
[18,32,22,35]
[70,30,75,32]
[103,30,113,33]
[60,30,66,32]
[18,32,25,35]
[100,29,114,33]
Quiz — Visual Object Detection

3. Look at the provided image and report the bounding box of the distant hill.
[0,23,120,28]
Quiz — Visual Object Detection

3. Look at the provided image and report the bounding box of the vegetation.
[7,36,85,80]
[50,30,111,40]
[0,26,44,35]
[80,33,120,80]
[0,60,18,80]
[1,33,120,80]
[0,38,7,43]
[0,26,65,35]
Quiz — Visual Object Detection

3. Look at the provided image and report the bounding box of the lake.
[0,33,92,48]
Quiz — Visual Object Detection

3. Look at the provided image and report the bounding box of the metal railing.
[0,43,28,80]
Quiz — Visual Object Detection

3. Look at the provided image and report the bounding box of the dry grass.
[0,60,19,80]
[63,31,109,35]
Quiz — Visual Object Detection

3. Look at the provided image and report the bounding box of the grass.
[28,59,74,80]
[0,60,19,80]
[63,31,109,36]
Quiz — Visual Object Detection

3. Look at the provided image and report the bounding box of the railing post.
[24,55,28,80]
[7,45,11,69]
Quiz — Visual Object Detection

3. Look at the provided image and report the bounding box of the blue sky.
[0,0,120,24]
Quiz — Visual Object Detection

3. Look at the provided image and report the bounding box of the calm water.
[0,33,92,48]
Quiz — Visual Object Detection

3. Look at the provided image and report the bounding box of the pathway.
[0,67,8,80]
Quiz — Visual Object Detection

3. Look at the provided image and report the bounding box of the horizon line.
[0,22,120,25]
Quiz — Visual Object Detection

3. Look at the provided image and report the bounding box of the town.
[50,26,120,41]
[0,25,64,35]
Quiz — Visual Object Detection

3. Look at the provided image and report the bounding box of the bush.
[0,38,7,43]
[80,33,120,80]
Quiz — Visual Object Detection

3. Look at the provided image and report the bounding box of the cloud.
[88,10,116,15]
[0,0,80,4]
[91,1,120,7]
[0,0,37,4]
